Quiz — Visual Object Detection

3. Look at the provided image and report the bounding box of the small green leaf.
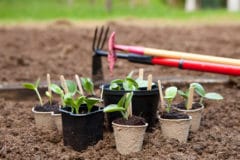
[191,83,205,97]
[109,82,120,90]
[45,91,51,98]
[22,83,35,90]
[164,86,177,99]
[76,96,85,107]
[66,80,77,95]
[123,78,138,91]
[104,104,125,113]
[178,90,188,99]
[204,92,223,100]
[85,98,100,112]
[81,77,95,95]
[50,84,64,95]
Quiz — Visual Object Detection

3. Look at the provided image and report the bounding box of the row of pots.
[32,84,205,154]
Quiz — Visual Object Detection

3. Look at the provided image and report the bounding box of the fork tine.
[96,26,104,50]
[100,26,109,50]
[92,27,98,51]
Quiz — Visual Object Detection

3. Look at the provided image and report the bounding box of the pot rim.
[59,107,103,117]
[174,102,204,113]
[112,121,148,128]
[32,107,61,115]
[159,115,192,122]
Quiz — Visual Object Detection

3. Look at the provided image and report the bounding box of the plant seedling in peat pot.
[102,69,159,130]
[176,83,223,132]
[158,85,192,143]
[23,74,61,131]
[53,75,104,152]
[104,92,148,155]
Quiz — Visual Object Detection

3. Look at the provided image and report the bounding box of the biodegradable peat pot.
[112,117,148,155]
[174,102,204,132]
[103,84,159,130]
[159,112,192,143]
[32,107,55,130]
[51,112,62,133]
[59,105,104,152]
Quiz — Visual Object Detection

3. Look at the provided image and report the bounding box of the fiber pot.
[51,112,62,133]
[112,121,148,155]
[59,105,104,152]
[32,107,55,130]
[159,116,192,143]
[174,103,204,132]
[102,84,159,130]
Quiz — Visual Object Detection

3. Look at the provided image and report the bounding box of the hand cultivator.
[92,26,240,77]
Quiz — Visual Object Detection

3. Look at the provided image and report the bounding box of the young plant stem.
[166,99,171,113]
[157,80,165,112]
[186,86,194,110]
[138,68,144,80]
[147,74,152,91]
[60,75,69,94]
[47,73,52,105]
[200,97,204,105]
[35,88,43,106]
[75,74,84,96]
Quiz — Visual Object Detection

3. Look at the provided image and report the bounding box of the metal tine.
[100,26,109,50]
[92,27,98,51]
[96,26,104,50]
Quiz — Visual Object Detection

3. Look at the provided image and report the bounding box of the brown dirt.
[0,21,240,159]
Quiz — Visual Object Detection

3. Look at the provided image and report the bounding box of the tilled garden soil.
[0,21,240,159]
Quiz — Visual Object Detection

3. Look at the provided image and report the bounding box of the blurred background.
[0,0,239,23]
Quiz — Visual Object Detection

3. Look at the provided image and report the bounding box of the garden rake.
[92,27,240,77]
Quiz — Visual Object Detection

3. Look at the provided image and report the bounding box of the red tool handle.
[152,58,240,76]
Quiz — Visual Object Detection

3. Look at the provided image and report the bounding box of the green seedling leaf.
[85,97,101,112]
[81,77,95,95]
[164,86,177,99]
[204,92,223,100]
[45,91,51,98]
[50,84,64,95]
[66,80,77,95]
[123,78,138,91]
[191,83,205,97]
[103,104,125,113]
[111,79,124,84]
[22,83,36,90]
[178,90,188,99]
[109,82,121,90]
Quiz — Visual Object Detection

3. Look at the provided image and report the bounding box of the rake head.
[91,26,109,82]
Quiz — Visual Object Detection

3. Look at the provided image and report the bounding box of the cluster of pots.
[32,83,205,155]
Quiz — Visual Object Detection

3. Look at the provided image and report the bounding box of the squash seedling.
[163,86,178,113]
[80,77,95,95]
[190,83,223,105]
[23,78,43,106]
[104,92,133,120]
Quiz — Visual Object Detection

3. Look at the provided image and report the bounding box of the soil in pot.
[160,111,191,143]
[103,84,159,131]
[32,101,61,130]
[60,105,104,152]
[174,102,204,132]
[112,116,148,155]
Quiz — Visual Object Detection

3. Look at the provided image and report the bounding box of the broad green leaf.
[204,92,223,100]
[85,98,100,112]
[191,83,205,97]
[123,78,138,91]
[117,93,126,107]
[66,80,77,95]
[22,83,35,90]
[178,90,188,99]
[124,92,133,109]
[109,82,120,90]
[111,79,124,84]
[50,84,64,95]
[81,77,95,95]
[164,86,177,99]
[76,96,85,107]
[104,104,125,113]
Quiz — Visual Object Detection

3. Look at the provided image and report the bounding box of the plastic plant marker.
[75,74,84,96]
[158,80,165,112]
[60,75,69,94]
[147,74,152,91]
[139,68,144,80]
[186,86,194,110]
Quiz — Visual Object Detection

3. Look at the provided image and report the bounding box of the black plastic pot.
[59,105,104,151]
[102,84,159,130]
